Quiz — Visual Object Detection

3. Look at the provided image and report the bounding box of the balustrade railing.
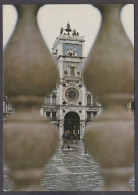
[3,4,134,191]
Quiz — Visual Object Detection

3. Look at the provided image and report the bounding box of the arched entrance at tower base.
[64,112,80,140]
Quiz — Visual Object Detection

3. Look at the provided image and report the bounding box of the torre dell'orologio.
[40,23,102,139]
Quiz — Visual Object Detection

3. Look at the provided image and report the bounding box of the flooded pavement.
[40,139,103,191]
[4,139,135,191]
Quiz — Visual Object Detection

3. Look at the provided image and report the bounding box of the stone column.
[59,121,64,137]
[83,4,134,191]
[80,121,85,139]
[4,5,59,191]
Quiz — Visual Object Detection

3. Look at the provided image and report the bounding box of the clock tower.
[41,23,102,139]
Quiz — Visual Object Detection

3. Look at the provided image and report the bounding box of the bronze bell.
[66,23,71,34]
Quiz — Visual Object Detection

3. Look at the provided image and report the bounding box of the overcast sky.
[3,4,134,57]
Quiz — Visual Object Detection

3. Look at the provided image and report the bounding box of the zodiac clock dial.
[65,88,79,101]
[63,44,82,56]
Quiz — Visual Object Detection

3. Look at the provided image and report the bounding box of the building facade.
[3,96,14,118]
[40,23,102,139]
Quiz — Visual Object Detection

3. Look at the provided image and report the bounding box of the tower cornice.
[52,34,85,49]
[57,55,85,60]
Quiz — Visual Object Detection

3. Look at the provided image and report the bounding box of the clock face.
[65,88,79,101]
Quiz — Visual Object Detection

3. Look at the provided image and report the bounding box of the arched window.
[52,94,56,105]
[46,96,50,104]
[87,95,91,106]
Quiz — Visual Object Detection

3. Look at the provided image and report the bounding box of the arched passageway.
[64,112,80,139]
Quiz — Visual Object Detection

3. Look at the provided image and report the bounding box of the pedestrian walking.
[62,131,70,149]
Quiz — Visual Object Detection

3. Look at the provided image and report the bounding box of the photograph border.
[0,0,137,195]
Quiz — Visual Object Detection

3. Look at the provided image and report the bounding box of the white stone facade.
[41,24,102,139]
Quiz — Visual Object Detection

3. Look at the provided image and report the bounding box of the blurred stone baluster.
[83,4,134,191]
[4,5,59,191]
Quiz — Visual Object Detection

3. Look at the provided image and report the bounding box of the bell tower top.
[60,22,78,36]
[65,22,71,34]
[52,23,85,58]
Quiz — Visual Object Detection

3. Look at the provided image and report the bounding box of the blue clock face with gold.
[63,44,81,57]
[65,88,79,101]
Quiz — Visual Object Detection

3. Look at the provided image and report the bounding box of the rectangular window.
[46,112,50,117]
[52,112,56,118]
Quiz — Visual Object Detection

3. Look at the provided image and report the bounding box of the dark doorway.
[64,112,80,140]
